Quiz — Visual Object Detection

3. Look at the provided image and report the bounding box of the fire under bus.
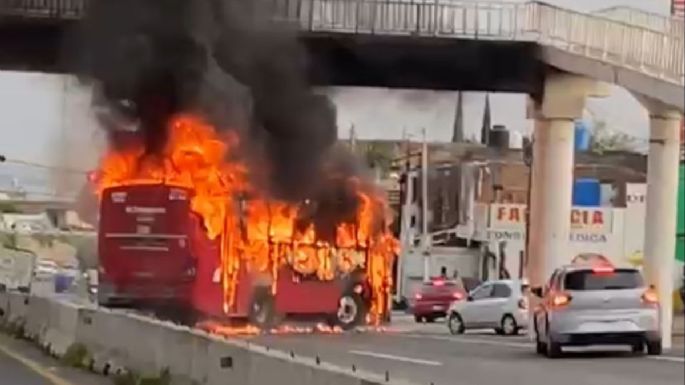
[95,115,397,330]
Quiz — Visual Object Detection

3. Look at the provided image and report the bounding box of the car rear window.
[564,269,644,291]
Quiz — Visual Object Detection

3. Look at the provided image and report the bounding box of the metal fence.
[272,0,684,85]
[595,6,684,37]
[2,0,683,85]
[0,0,86,19]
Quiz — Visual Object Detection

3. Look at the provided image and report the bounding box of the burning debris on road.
[76,0,398,328]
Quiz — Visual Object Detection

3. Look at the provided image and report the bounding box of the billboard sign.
[489,204,613,233]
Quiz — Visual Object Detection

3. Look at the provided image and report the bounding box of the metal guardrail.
[0,0,86,19]
[595,6,684,37]
[2,0,683,85]
[273,0,684,85]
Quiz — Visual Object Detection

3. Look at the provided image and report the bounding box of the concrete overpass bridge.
[1,0,684,348]
[0,0,683,109]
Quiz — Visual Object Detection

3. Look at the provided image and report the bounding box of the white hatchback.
[447,279,529,335]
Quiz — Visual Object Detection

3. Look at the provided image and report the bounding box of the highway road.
[0,347,50,385]
[0,334,109,385]
[250,314,685,385]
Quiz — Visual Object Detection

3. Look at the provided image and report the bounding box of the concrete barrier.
[0,291,9,321]
[6,292,29,325]
[24,295,50,342]
[42,299,81,356]
[2,295,414,385]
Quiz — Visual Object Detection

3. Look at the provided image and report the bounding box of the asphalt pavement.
[0,347,49,385]
[249,314,685,385]
[0,334,110,385]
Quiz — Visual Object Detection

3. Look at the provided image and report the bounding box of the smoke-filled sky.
[0,0,673,197]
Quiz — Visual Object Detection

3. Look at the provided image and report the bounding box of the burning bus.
[94,115,398,329]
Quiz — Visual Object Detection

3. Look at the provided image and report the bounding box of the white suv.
[532,264,661,358]
[447,280,529,335]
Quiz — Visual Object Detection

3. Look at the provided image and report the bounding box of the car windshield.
[564,269,644,291]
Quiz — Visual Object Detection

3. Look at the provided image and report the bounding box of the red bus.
[97,184,380,329]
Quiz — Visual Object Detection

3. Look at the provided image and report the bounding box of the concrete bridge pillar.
[637,96,683,349]
[527,74,608,288]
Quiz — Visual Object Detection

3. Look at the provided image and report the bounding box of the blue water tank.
[573,178,601,206]
[574,120,591,152]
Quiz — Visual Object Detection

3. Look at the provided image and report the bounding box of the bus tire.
[334,292,366,330]
[248,287,276,330]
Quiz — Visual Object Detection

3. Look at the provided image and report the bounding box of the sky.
[0,0,675,198]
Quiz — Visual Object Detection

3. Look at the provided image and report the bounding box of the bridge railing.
[594,6,684,37]
[2,0,683,85]
[531,2,684,84]
[273,0,683,85]
[0,0,86,19]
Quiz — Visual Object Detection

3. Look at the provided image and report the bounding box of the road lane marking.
[648,355,685,363]
[403,334,532,349]
[401,334,685,363]
[0,343,75,385]
[349,350,443,366]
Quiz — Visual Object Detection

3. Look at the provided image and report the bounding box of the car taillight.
[452,292,463,300]
[550,292,572,307]
[518,298,528,310]
[592,266,615,274]
[415,293,423,300]
[642,288,658,305]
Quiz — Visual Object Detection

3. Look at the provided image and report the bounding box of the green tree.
[590,120,637,154]
[364,142,395,173]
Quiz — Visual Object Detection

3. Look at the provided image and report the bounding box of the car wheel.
[414,315,424,323]
[501,315,518,336]
[544,319,562,358]
[535,337,546,355]
[646,340,662,356]
[546,335,562,358]
[425,316,436,323]
[448,312,465,335]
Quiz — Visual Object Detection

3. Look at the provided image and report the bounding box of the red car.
[411,279,466,322]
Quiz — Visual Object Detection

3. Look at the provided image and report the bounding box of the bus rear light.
[169,189,188,201]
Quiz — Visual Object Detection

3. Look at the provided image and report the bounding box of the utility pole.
[348,124,356,152]
[421,128,431,282]
[396,129,410,303]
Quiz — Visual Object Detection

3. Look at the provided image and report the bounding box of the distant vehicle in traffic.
[411,278,467,323]
[447,279,529,335]
[532,264,661,358]
[34,258,58,278]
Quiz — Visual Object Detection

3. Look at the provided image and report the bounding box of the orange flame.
[96,114,398,324]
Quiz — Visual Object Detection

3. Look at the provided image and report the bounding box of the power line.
[0,157,88,175]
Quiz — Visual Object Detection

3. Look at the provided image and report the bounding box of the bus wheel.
[335,292,366,330]
[249,287,276,330]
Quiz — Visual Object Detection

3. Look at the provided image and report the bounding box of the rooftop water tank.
[574,120,591,152]
[488,125,510,150]
[509,130,523,150]
[572,178,601,206]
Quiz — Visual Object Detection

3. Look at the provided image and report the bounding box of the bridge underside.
[0,21,76,72]
[0,21,546,97]
[302,33,545,96]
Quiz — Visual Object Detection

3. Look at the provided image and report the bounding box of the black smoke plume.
[76,0,382,241]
